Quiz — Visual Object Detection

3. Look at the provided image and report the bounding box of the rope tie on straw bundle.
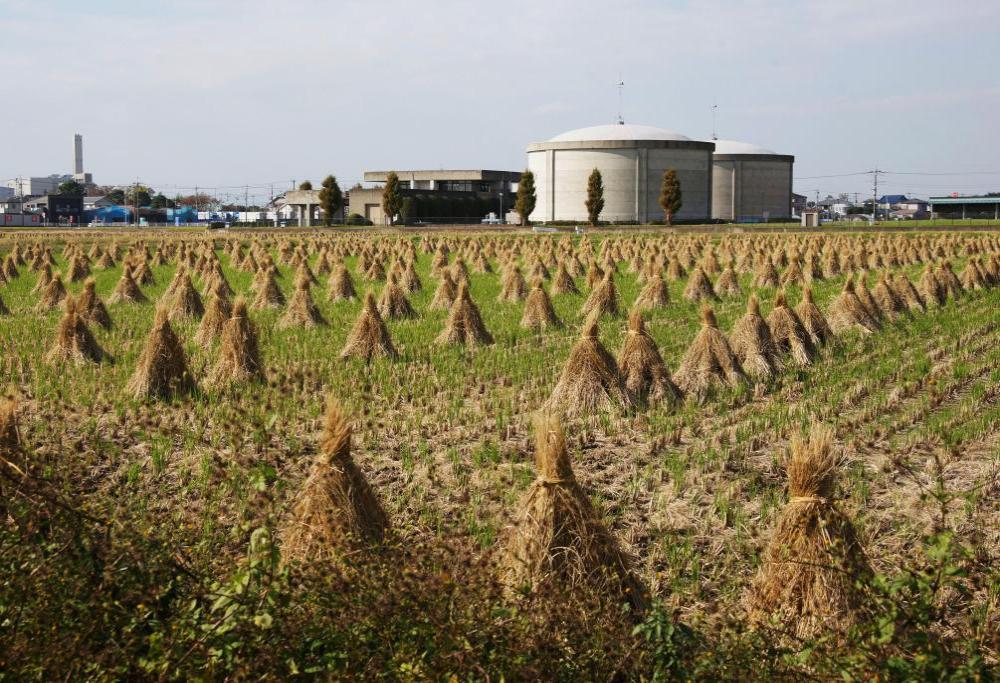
[789,496,826,504]
[540,477,576,486]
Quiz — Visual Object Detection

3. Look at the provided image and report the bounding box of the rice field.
[1,227,998,680]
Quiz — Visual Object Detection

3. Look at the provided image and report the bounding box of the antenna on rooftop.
[711,103,718,141]
[617,75,625,125]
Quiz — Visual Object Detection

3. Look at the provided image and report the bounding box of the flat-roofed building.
[351,169,520,224]
[929,195,1000,220]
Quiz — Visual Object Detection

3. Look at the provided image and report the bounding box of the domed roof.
[549,123,691,143]
[711,139,780,155]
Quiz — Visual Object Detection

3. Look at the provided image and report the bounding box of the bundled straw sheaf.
[618,310,682,405]
[280,398,389,563]
[766,291,817,366]
[673,306,747,401]
[827,276,880,335]
[682,266,718,302]
[126,308,196,400]
[729,294,782,381]
[579,272,621,319]
[436,282,493,346]
[341,292,398,361]
[520,281,562,331]
[746,423,871,638]
[108,267,148,304]
[46,295,110,365]
[280,280,327,328]
[547,316,633,417]
[795,287,834,348]
[499,412,648,613]
[208,299,264,387]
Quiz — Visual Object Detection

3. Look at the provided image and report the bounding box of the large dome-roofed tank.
[709,139,794,222]
[525,123,715,224]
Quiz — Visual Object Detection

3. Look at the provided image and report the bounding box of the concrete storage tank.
[526,124,715,223]
[709,140,794,222]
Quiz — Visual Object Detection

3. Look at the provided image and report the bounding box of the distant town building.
[0,186,13,201]
[6,175,73,197]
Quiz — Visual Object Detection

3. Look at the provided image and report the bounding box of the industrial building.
[349,170,519,224]
[929,195,1000,220]
[709,139,794,222]
[526,124,715,223]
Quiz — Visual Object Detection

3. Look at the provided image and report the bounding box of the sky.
[2,0,999,205]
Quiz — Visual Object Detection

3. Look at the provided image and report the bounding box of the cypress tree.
[319,175,343,226]
[585,168,604,227]
[515,170,537,226]
[659,169,682,226]
[382,172,403,226]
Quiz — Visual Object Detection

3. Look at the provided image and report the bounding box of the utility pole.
[244,185,249,224]
[711,103,718,140]
[195,185,199,218]
[871,166,880,224]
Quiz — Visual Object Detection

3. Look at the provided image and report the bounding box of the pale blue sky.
[2,0,999,204]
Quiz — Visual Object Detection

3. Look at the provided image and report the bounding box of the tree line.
[377,168,683,227]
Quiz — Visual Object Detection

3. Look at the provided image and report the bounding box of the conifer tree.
[319,175,343,226]
[659,169,682,226]
[515,170,536,226]
[382,172,403,226]
[585,168,604,227]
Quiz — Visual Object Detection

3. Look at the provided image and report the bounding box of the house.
[877,194,909,210]
[889,198,928,219]
[83,195,114,210]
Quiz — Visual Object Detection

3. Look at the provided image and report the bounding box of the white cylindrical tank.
[709,140,794,222]
[526,124,715,223]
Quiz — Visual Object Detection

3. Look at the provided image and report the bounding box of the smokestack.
[73,134,84,175]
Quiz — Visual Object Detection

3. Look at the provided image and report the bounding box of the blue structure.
[84,205,132,223]
[166,206,198,223]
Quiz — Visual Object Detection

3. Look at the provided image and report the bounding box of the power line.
[882,170,1000,176]
[793,171,872,180]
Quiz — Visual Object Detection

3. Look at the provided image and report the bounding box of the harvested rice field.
[1,228,998,679]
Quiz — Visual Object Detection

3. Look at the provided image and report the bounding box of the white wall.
[529,145,712,223]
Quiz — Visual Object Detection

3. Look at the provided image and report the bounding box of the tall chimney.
[73,134,84,175]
